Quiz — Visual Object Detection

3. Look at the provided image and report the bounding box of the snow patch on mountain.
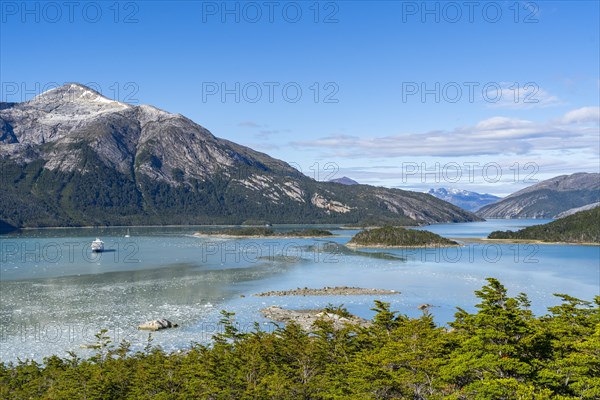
[428,188,501,212]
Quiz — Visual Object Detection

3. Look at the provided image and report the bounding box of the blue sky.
[1,1,599,195]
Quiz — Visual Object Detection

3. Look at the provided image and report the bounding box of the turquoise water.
[1,221,598,362]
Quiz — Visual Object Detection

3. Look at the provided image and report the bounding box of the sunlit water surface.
[1,220,598,362]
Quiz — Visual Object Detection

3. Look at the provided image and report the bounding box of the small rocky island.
[255,286,400,296]
[194,227,334,238]
[261,306,370,331]
[347,226,460,248]
[487,207,600,244]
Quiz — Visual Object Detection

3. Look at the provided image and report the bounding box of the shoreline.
[17,224,338,230]
[345,242,463,249]
[12,221,469,232]
[339,225,419,230]
[11,223,344,231]
[460,238,600,246]
[192,233,336,239]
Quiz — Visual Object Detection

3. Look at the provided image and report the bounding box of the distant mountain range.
[488,207,600,243]
[0,83,479,229]
[477,173,600,219]
[328,177,359,185]
[427,188,501,212]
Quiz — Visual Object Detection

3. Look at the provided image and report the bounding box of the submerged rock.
[138,319,179,331]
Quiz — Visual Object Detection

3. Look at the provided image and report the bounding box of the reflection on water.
[1,221,598,362]
[302,242,405,261]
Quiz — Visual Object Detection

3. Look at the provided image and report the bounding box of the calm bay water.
[1,220,598,362]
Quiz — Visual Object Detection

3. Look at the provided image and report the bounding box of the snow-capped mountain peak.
[428,188,501,212]
[30,83,130,110]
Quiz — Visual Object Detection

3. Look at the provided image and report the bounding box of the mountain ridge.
[328,177,359,185]
[555,202,600,218]
[0,83,480,228]
[476,173,600,218]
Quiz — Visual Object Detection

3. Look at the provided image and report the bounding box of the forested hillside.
[489,208,600,243]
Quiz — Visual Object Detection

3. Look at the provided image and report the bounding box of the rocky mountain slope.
[476,173,599,219]
[428,188,501,212]
[0,83,480,228]
[555,202,600,218]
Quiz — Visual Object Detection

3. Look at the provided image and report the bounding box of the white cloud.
[484,83,563,110]
[331,156,600,197]
[238,121,261,128]
[559,106,600,124]
[237,121,291,139]
[291,107,600,158]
